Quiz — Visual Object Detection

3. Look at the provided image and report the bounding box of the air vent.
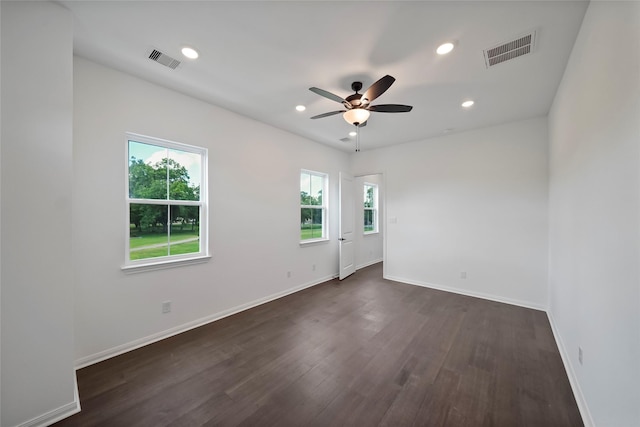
[483,31,536,68]
[148,49,181,70]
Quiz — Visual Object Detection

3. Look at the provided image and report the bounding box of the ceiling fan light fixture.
[343,108,370,126]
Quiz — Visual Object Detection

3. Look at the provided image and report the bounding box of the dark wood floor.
[55,263,582,426]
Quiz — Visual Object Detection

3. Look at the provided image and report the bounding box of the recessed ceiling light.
[461,100,475,108]
[181,47,199,59]
[295,105,306,112]
[436,42,455,55]
[349,131,357,137]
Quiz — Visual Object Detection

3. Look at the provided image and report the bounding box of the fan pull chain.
[355,125,360,152]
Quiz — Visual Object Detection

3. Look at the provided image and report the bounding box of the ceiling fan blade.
[309,87,352,108]
[369,104,413,113]
[362,75,395,104]
[310,110,346,119]
[358,121,367,127]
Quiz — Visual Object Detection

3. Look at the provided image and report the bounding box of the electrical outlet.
[461,271,467,279]
[312,264,316,271]
[287,271,291,278]
[162,301,171,314]
[578,347,583,365]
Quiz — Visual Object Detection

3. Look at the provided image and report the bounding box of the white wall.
[351,118,549,309]
[547,2,640,426]
[1,2,78,426]
[73,57,349,364]
[354,174,383,269]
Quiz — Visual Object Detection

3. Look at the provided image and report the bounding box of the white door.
[339,172,356,280]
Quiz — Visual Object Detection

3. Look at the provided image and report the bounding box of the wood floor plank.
[54,263,582,426]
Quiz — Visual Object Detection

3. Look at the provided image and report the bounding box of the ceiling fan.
[309,75,413,127]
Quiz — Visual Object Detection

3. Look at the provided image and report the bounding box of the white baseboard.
[547,311,594,427]
[15,375,80,427]
[356,258,383,270]
[383,274,547,311]
[75,274,337,369]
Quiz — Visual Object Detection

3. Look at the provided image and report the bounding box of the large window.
[300,170,328,242]
[364,182,378,234]
[125,133,207,266]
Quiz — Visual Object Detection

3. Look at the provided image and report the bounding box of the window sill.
[364,231,380,236]
[300,238,330,247]
[121,255,211,274]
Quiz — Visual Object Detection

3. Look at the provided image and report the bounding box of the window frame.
[300,169,329,244]
[123,132,209,271]
[364,182,379,235]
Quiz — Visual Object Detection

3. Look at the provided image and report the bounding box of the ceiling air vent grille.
[148,49,181,70]
[483,31,536,68]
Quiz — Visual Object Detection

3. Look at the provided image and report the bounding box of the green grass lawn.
[129,240,200,260]
[300,225,323,240]
[129,233,168,248]
[129,225,199,259]
[129,227,198,248]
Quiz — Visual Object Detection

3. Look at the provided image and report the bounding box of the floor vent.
[483,31,536,68]
[148,49,181,70]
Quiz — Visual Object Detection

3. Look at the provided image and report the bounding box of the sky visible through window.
[129,141,201,188]
[300,172,323,203]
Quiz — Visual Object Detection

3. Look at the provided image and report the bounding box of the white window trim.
[299,238,330,247]
[300,169,329,244]
[122,132,209,271]
[364,182,379,235]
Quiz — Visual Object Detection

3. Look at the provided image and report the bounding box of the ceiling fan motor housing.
[345,93,365,107]
[346,82,366,107]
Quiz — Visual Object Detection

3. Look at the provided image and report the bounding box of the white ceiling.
[61,0,589,152]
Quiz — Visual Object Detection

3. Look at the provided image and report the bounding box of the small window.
[364,183,378,234]
[300,170,328,242]
[125,133,207,267]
